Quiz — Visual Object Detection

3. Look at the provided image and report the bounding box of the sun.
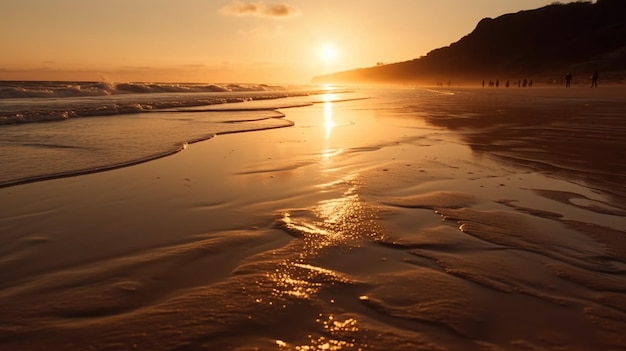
[319,44,338,63]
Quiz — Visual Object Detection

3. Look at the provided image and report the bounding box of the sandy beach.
[1,86,625,350]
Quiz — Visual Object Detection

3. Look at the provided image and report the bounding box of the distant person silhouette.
[591,71,598,88]
[565,73,572,88]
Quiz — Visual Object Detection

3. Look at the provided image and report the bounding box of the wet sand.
[1,86,625,350]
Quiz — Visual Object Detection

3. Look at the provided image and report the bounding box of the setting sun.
[319,44,339,63]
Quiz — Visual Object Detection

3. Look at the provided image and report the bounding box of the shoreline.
[1,86,625,350]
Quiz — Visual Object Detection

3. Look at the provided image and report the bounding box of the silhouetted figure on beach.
[565,73,572,88]
[505,80,510,87]
[495,80,499,88]
[523,78,528,87]
[591,71,598,88]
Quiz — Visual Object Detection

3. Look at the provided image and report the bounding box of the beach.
[1,85,625,350]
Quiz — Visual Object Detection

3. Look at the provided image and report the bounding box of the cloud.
[220,1,301,18]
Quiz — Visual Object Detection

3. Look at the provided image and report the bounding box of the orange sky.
[1,0,563,83]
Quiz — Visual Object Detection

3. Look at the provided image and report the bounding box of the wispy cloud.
[220,1,301,19]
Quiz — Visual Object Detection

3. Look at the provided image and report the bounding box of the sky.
[0,0,565,84]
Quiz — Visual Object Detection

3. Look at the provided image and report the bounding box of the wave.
[0,82,315,125]
[0,98,249,124]
[0,81,291,99]
[0,81,115,99]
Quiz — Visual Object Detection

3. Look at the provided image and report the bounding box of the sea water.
[0,81,343,187]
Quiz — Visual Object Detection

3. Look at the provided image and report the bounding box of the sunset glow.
[0,0,562,83]
[319,45,339,64]
[2,0,625,349]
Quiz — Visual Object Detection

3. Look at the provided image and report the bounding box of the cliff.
[313,0,626,84]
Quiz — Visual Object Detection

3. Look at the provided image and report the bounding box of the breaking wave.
[0,81,289,99]
[0,81,322,125]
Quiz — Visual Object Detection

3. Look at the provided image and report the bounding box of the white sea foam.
[0,81,320,124]
[0,81,289,100]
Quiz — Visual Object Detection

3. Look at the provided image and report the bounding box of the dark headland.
[313,0,626,85]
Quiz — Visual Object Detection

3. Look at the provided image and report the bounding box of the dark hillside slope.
[313,0,626,84]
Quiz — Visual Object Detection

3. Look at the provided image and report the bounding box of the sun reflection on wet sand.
[295,314,360,350]
[268,260,325,300]
[324,101,336,140]
[321,148,343,162]
[262,96,393,349]
[274,314,361,351]
[266,170,384,349]
[277,184,381,252]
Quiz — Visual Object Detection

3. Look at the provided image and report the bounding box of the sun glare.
[319,45,338,63]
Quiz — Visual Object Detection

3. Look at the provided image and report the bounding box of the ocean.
[0,81,350,187]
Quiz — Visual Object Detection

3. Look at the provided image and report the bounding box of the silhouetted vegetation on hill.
[313,0,626,85]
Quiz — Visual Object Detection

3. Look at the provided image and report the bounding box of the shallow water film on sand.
[1,86,625,350]
[0,81,328,187]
